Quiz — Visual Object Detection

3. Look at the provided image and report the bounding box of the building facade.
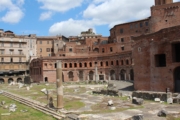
[0,30,37,83]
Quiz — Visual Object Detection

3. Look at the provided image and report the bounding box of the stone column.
[95,64,99,82]
[56,60,63,109]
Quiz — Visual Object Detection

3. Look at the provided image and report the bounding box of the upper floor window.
[145,21,149,26]
[102,48,105,53]
[40,48,42,52]
[1,58,4,62]
[69,48,72,52]
[46,48,50,52]
[1,43,4,47]
[121,46,125,51]
[110,47,113,52]
[19,50,22,55]
[19,43,22,48]
[120,29,123,33]
[121,38,124,42]
[10,58,13,62]
[10,50,13,55]
[155,54,166,67]
[39,41,42,44]
[140,22,143,27]
[0,50,4,54]
[19,57,22,62]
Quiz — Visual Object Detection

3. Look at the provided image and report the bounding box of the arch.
[174,67,180,92]
[8,78,13,83]
[120,69,126,80]
[130,69,134,81]
[0,78,4,84]
[89,71,94,80]
[79,63,82,67]
[69,63,72,68]
[126,60,129,65]
[116,60,119,65]
[74,63,77,67]
[110,70,116,80]
[17,78,23,83]
[100,62,103,67]
[45,77,48,82]
[84,63,87,67]
[69,71,74,81]
[64,63,67,68]
[93,48,99,52]
[89,62,92,67]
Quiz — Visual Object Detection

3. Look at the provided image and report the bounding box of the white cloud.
[83,0,154,28]
[0,0,24,24]
[39,11,53,21]
[49,18,97,37]
[37,0,83,20]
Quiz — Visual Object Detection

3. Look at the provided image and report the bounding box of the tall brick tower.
[155,0,173,5]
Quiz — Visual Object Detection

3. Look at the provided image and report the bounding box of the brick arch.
[110,69,116,80]
[8,78,14,83]
[0,78,5,84]
[17,78,23,83]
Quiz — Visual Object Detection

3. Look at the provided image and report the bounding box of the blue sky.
[0,0,179,37]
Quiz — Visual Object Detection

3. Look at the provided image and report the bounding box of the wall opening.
[130,69,134,81]
[174,67,180,92]
[99,75,104,80]
[79,71,83,81]
[69,71,73,81]
[17,78,23,83]
[110,70,116,80]
[120,69,126,80]
[89,71,94,80]
[79,63,82,67]
[74,63,77,67]
[155,54,166,67]
[172,43,180,62]
[45,77,48,82]
[116,60,119,65]
[106,61,108,66]
[0,78,4,84]
[69,63,72,68]
[84,63,87,67]
[8,78,13,83]
[64,63,67,68]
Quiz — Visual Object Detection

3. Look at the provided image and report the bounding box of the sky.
[0,0,179,37]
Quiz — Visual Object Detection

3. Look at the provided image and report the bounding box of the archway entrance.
[79,71,83,81]
[8,78,13,83]
[130,69,134,81]
[110,70,116,80]
[174,67,180,92]
[89,71,94,80]
[120,69,126,80]
[45,77,48,83]
[0,78,4,84]
[17,78,23,83]
[69,71,73,81]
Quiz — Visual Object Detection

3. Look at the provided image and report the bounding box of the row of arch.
[0,78,23,84]
[64,59,131,68]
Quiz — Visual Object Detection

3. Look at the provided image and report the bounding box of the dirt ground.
[0,80,180,120]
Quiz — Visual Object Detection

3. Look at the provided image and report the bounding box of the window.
[100,62,103,66]
[19,50,22,55]
[64,63,67,68]
[121,60,124,65]
[145,21,149,26]
[172,43,180,62]
[111,61,113,65]
[19,57,22,62]
[1,58,4,62]
[79,63,82,67]
[106,61,108,66]
[10,43,13,47]
[110,47,113,52]
[120,29,123,33]
[51,48,54,52]
[121,38,124,42]
[46,48,50,52]
[102,48,105,53]
[140,22,143,27]
[155,54,166,67]
[1,43,4,47]
[89,62,92,67]
[40,48,42,52]
[0,50,4,54]
[69,48,72,52]
[116,60,119,65]
[69,63,72,68]
[126,60,129,65]
[47,41,49,44]
[74,63,77,67]
[40,41,42,44]
[121,46,125,51]
[10,58,13,62]
[54,63,57,68]
[84,63,87,67]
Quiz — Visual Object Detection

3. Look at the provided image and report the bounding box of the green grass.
[64,98,85,110]
[0,95,56,120]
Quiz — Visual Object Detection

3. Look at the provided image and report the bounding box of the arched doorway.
[45,77,48,83]
[120,69,126,80]
[89,71,94,80]
[0,78,4,84]
[8,78,13,83]
[130,69,134,81]
[110,70,116,80]
[174,67,180,92]
[69,71,73,81]
[17,78,23,83]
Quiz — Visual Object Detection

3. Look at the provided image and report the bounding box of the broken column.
[56,60,63,109]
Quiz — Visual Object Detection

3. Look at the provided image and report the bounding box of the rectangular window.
[40,41,42,44]
[40,48,42,52]
[121,38,124,42]
[1,58,4,62]
[140,22,143,27]
[51,48,54,52]
[0,50,4,54]
[10,50,13,55]
[1,43,4,47]
[102,48,104,53]
[69,48,72,52]
[172,43,180,62]
[19,50,22,55]
[145,21,149,26]
[120,29,123,33]
[121,46,125,51]
[10,58,13,62]
[47,41,49,44]
[155,54,166,67]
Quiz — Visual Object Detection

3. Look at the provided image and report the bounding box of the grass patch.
[64,98,85,110]
[0,95,56,120]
